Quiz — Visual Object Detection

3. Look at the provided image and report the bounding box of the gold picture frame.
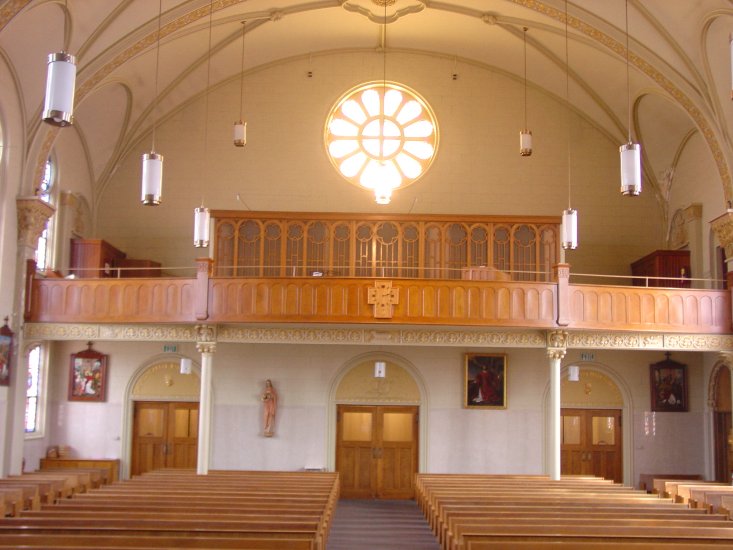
[464,353,507,409]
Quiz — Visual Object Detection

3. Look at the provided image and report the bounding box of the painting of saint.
[464,354,507,409]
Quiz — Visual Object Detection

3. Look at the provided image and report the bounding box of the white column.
[3,198,55,476]
[548,350,564,480]
[546,330,567,481]
[196,340,215,475]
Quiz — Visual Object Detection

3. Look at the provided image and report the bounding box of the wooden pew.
[639,473,702,493]
[415,474,733,550]
[2,470,339,550]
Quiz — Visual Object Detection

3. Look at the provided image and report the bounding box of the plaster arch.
[707,356,733,482]
[542,361,634,486]
[326,350,429,473]
[119,353,201,479]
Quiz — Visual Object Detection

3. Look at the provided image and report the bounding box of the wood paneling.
[569,285,731,333]
[26,274,731,334]
[208,278,557,326]
[29,279,196,323]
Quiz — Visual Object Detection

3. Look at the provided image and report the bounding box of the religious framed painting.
[68,342,108,402]
[0,319,13,387]
[464,353,507,409]
[650,353,688,412]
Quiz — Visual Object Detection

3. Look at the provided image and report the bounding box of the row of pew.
[0,468,339,549]
[0,466,106,516]
[653,478,733,516]
[415,473,733,549]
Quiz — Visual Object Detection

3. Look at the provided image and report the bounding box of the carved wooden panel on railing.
[212,211,560,282]
[207,278,557,326]
[568,285,731,333]
[28,278,196,323]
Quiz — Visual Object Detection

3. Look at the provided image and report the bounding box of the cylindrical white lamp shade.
[234,121,247,147]
[374,361,386,378]
[193,206,211,248]
[180,357,192,375]
[620,142,642,196]
[141,152,163,205]
[568,365,580,382]
[561,208,578,250]
[43,52,77,126]
[520,130,533,156]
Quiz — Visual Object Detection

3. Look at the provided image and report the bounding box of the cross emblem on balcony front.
[367,280,399,319]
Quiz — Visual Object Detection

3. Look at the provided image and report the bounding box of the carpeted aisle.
[327,499,441,550]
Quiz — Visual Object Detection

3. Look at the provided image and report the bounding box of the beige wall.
[24,339,707,486]
[97,51,664,277]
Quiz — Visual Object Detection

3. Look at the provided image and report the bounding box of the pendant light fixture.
[194,1,213,248]
[619,0,641,196]
[42,0,76,126]
[233,21,247,147]
[141,0,164,206]
[519,26,532,156]
[373,0,394,205]
[561,0,578,250]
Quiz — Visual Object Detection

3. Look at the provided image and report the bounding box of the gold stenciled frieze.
[21,323,733,352]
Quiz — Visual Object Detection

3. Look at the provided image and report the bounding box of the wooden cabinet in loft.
[69,239,126,278]
[69,239,161,278]
[630,249,690,288]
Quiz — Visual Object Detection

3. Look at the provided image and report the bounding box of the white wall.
[28,339,707,485]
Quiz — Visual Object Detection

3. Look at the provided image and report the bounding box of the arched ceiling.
[1,0,732,206]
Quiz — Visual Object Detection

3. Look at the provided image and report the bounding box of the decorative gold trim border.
[23,323,733,352]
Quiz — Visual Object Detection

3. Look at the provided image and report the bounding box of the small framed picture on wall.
[68,342,108,402]
[464,353,507,409]
[650,353,688,412]
[0,318,13,387]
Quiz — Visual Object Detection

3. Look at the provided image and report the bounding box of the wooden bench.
[415,474,733,550]
[2,470,339,550]
[639,473,702,493]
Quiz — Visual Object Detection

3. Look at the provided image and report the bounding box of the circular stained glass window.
[324,81,438,204]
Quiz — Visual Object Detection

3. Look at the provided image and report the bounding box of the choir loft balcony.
[24,212,732,335]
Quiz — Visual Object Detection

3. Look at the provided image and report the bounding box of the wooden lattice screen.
[211,211,560,281]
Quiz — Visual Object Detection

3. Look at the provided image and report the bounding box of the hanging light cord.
[565,0,571,210]
[202,0,214,207]
[151,0,163,152]
[380,2,387,163]
[238,21,246,121]
[625,0,631,144]
[523,27,528,130]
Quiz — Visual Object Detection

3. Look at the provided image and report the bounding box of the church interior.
[2,0,733,546]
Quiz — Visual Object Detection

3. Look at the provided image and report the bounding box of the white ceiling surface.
[2,0,732,205]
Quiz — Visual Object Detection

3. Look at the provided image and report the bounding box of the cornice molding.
[23,323,733,352]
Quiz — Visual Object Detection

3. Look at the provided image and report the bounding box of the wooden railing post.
[195,258,213,321]
[554,263,570,327]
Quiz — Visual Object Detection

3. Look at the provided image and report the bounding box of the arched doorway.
[546,363,632,485]
[328,353,427,499]
[710,362,732,482]
[121,357,200,478]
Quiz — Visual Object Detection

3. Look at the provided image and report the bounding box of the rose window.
[325,81,438,204]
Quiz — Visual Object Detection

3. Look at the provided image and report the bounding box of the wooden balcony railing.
[22,213,733,335]
[212,211,560,281]
[25,260,733,334]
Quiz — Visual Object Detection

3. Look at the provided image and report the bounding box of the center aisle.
[327,499,441,550]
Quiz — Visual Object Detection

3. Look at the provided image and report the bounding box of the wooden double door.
[561,408,623,483]
[336,405,418,499]
[131,401,199,476]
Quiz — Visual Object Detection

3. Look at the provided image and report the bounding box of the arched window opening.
[35,159,54,271]
[25,344,47,437]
